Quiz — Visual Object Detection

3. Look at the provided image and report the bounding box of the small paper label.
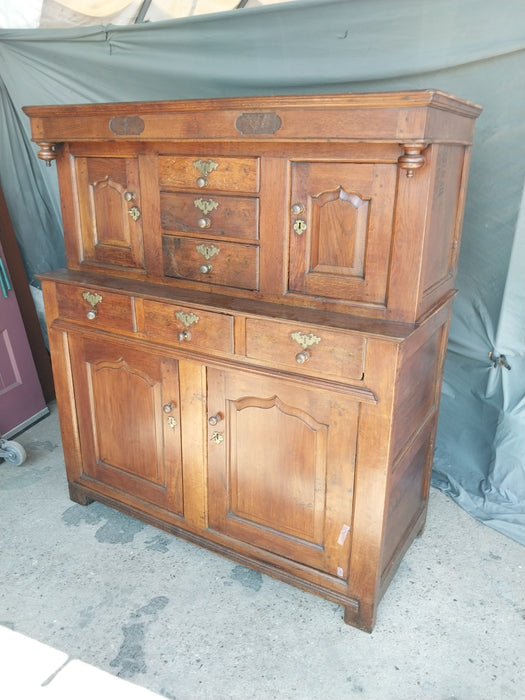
[337,523,350,545]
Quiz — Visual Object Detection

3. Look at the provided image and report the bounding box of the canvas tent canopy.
[0,0,524,545]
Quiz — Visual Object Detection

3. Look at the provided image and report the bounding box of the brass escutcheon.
[196,243,220,260]
[293,219,307,235]
[194,198,219,216]
[290,331,321,350]
[211,431,224,445]
[82,291,103,308]
[175,310,200,328]
[193,159,219,178]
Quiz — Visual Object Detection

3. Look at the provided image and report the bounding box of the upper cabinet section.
[24,91,481,322]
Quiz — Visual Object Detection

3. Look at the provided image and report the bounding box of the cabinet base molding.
[67,479,372,629]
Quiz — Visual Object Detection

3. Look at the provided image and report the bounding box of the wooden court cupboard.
[25,91,481,631]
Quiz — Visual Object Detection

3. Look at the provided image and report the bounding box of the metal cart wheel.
[0,439,27,466]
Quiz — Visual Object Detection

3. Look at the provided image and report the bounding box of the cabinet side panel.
[390,321,448,460]
[380,309,451,582]
[419,145,466,313]
[380,426,435,581]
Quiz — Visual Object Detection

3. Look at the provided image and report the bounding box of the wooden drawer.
[158,155,259,193]
[244,318,365,382]
[160,191,259,241]
[55,283,134,332]
[162,236,259,291]
[142,300,233,353]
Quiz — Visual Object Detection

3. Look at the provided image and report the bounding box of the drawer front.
[160,192,259,241]
[162,236,259,291]
[56,284,134,332]
[142,300,234,353]
[158,156,259,193]
[245,318,365,382]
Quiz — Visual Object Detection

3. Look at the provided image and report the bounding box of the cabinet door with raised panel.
[68,335,183,515]
[288,161,397,306]
[207,367,358,580]
[72,154,145,270]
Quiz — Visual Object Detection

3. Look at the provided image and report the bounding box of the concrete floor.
[1,402,524,700]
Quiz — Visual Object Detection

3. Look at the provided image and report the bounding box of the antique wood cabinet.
[25,92,480,631]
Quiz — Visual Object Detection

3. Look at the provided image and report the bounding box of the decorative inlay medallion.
[235,112,282,135]
[109,115,145,136]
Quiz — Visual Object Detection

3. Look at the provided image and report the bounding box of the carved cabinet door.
[207,367,358,580]
[288,161,397,306]
[68,334,183,515]
[72,152,145,270]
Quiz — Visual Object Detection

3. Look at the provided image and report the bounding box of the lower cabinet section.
[46,289,450,632]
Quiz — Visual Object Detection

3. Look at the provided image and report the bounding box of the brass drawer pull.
[175,310,199,340]
[198,217,211,229]
[199,264,212,274]
[291,331,321,364]
[82,291,102,320]
[291,202,304,215]
[194,159,219,188]
[124,191,136,201]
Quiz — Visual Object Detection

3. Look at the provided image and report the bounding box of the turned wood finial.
[398,143,427,177]
[36,142,58,166]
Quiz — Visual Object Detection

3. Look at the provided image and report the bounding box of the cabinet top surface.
[23,90,481,144]
[23,90,482,117]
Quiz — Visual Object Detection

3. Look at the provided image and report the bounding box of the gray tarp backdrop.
[1,0,524,544]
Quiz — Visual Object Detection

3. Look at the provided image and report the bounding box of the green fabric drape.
[1,0,524,543]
